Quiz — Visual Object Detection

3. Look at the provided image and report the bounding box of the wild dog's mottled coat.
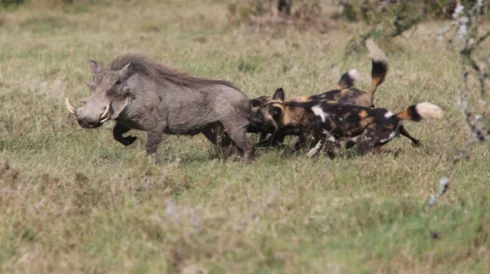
[248,100,443,156]
[248,38,400,147]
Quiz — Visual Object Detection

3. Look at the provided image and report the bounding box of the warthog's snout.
[77,116,103,128]
[65,98,110,128]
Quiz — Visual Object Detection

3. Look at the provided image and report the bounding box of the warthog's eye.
[114,79,121,85]
[106,89,117,96]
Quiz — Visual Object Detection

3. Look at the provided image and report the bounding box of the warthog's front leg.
[146,130,163,155]
[113,123,137,146]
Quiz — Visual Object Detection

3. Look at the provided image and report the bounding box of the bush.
[1,0,24,9]
[340,0,488,56]
[1,0,94,9]
[338,0,488,22]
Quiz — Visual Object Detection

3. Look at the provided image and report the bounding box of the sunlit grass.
[0,1,489,273]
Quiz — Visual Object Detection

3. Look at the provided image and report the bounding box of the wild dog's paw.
[411,140,422,147]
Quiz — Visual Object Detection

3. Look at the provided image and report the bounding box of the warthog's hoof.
[121,136,137,146]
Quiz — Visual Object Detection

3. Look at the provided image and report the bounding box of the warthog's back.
[112,54,250,134]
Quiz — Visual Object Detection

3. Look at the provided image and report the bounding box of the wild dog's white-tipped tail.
[338,69,359,89]
[366,38,387,63]
[415,102,444,119]
[395,102,444,122]
[348,69,359,81]
[365,38,388,105]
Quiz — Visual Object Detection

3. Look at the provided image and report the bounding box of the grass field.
[1,1,489,273]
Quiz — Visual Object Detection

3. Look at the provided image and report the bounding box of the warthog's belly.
[164,126,205,136]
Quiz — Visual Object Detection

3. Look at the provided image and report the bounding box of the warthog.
[66,54,253,160]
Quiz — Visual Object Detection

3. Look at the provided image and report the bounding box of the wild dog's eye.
[114,79,121,85]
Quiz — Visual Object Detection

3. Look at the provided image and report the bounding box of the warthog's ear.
[86,80,96,90]
[273,88,285,101]
[89,60,101,75]
[269,105,283,122]
[118,62,132,80]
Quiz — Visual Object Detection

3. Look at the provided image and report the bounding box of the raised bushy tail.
[337,69,359,90]
[394,102,444,122]
[366,38,388,104]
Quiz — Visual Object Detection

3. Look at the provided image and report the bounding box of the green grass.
[0,1,489,273]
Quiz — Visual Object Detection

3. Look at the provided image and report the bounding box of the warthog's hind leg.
[202,124,239,159]
[223,123,254,162]
[146,130,163,155]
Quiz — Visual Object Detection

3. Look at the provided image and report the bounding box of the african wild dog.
[248,39,421,147]
[248,39,420,146]
[247,99,443,158]
[247,68,359,140]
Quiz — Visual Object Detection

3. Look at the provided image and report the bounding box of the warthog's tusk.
[100,117,110,124]
[100,116,110,124]
[65,98,77,114]
[100,104,110,120]
[99,104,111,123]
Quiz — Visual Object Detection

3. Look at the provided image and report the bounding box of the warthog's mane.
[110,54,238,90]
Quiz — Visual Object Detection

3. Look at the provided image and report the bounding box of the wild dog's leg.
[321,130,339,158]
[270,131,286,146]
[397,125,421,146]
[344,134,362,150]
[293,132,309,152]
[353,133,375,155]
[356,129,396,155]
[113,123,137,146]
[324,141,339,159]
[256,132,273,147]
[256,131,286,147]
[307,139,324,158]
[258,132,270,143]
[146,130,163,155]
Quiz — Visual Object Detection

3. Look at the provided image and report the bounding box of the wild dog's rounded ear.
[273,88,285,101]
[269,105,283,121]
